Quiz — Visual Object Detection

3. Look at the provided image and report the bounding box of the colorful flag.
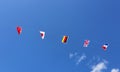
[62,36,68,43]
[102,44,108,51]
[83,40,90,47]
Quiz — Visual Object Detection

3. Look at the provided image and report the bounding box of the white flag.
[40,31,45,39]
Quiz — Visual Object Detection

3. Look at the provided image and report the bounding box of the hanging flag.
[83,40,90,47]
[62,36,68,43]
[102,44,108,51]
[16,26,22,35]
[40,31,45,39]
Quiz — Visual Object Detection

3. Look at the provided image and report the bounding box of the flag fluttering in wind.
[16,26,22,35]
[102,44,109,51]
[83,40,90,47]
[62,36,68,43]
[40,31,45,39]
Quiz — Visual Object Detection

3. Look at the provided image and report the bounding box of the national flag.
[40,31,45,39]
[17,26,22,35]
[62,36,68,43]
[83,40,90,47]
[102,44,108,51]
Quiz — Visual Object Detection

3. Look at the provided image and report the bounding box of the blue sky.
[0,0,120,72]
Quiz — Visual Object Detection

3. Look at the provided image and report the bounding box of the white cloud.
[76,54,86,65]
[87,56,101,66]
[69,53,74,59]
[111,68,120,72]
[91,61,107,72]
[69,52,77,59]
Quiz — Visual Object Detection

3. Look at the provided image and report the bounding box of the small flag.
[83,40,90,47]
[102,44,108,51]
[40,31,45,39]
[62,36,68,43]
[17,26,22,35]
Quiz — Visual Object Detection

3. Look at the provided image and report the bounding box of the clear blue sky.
[0,0,120,72]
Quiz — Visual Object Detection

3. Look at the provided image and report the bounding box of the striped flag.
[83,40,90,47]
[40,31,45,39]
[62,36,68,43]
[102,44,108,51]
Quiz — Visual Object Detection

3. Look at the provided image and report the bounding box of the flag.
[102,44,108,51]
[83,40,90,47]
[40,31,45,39]
[17,26,22,35]
[62,36,68,43]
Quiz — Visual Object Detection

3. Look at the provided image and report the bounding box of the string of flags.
[16,26,109,51]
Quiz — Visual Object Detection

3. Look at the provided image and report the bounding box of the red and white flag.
[83,40,90,47]
[102,44,108,51]
[40,31,45,39]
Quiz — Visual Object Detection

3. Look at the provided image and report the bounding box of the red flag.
[17,26,22,35]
